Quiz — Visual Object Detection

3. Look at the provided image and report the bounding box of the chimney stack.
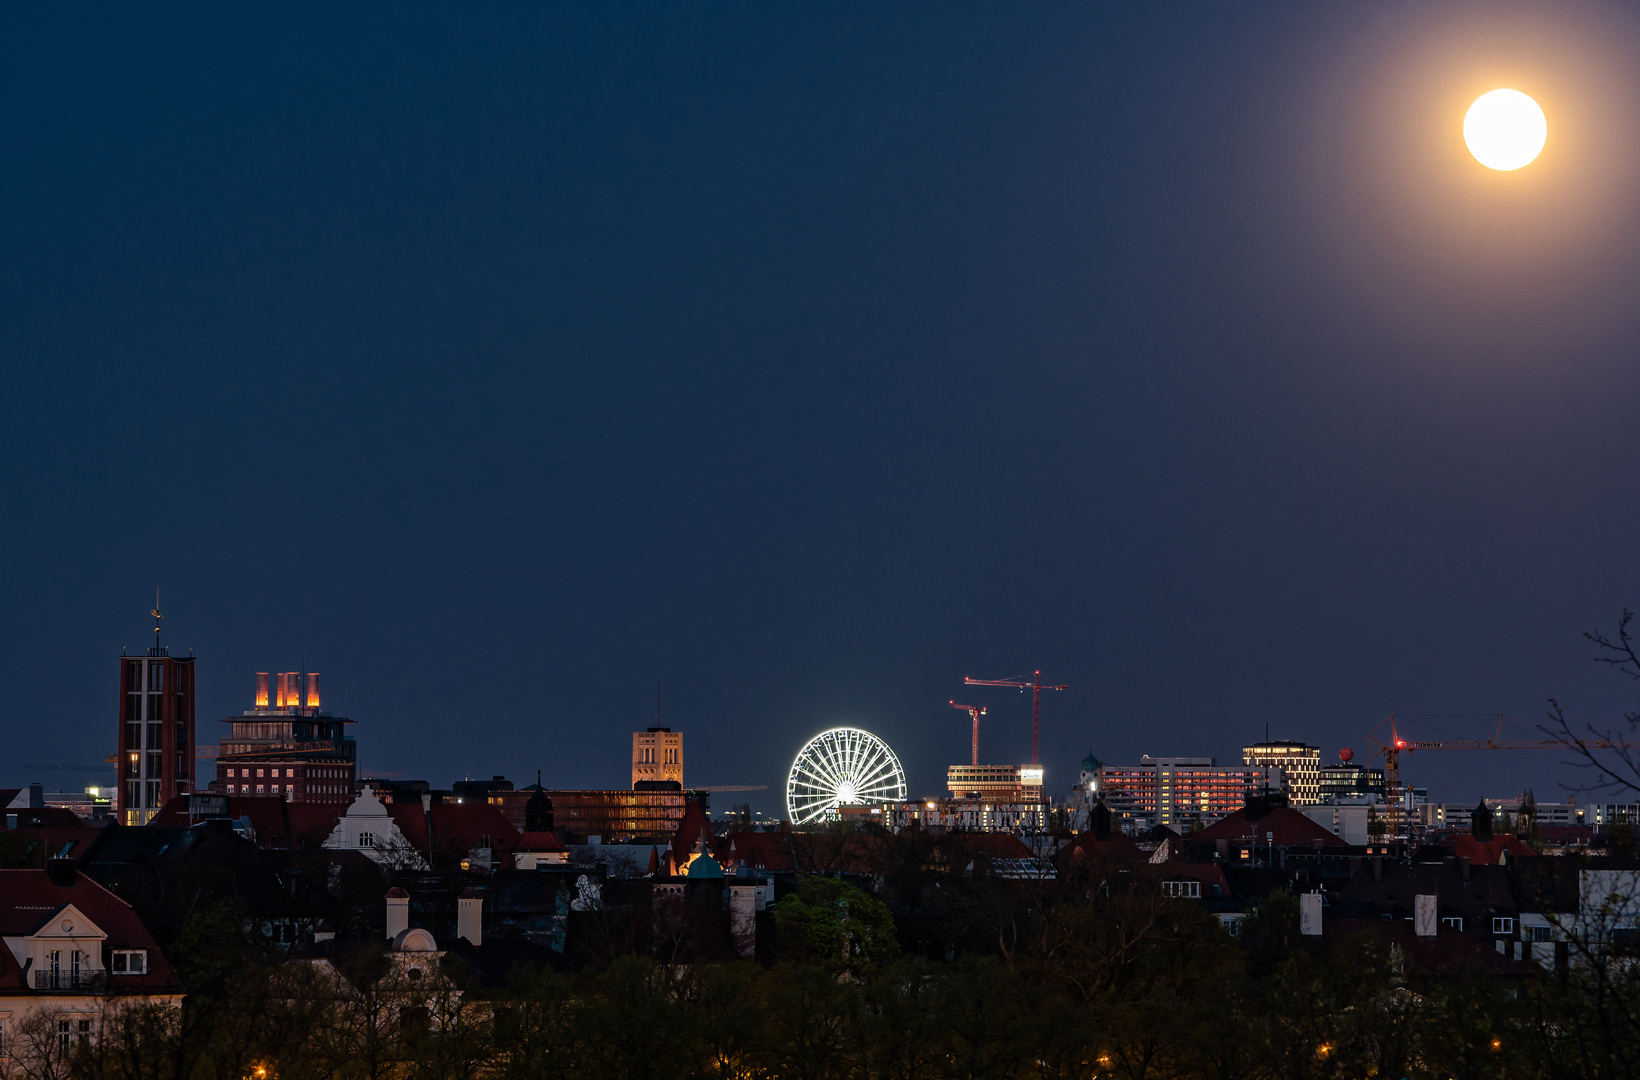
[457,889,483,946]
[1299,892,1323,936]
[255,672,269,708]
[385,887,410,940]
[1415,894,1437,938]
[45,858,76,888]
[306,672,320,709]
[28,783,43,809]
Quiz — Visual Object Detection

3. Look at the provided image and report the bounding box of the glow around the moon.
[1463,89,1547,171]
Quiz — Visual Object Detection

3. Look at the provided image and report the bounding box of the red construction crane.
[1367,713,1640,809]
[963,670,1067,765]
[948,701,987,766]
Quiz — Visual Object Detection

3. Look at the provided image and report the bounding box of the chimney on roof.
[385,887,410,940]
[1472,801,1494,843]
[45,858,75,887]
[28,783,43,809]
[1091,799,1111,841]
[1371,856,1383,883]
[1415,893,1437,938]
[1459,855,1471,884]
[457,889,482,946]
[1300,892,1323,936]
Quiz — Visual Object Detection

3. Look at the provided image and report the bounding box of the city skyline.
[5,5,1640,815]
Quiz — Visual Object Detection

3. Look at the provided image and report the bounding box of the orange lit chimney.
[306,672,320,709]
[255,672,269,708]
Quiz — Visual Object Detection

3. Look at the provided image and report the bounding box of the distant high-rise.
[632,727,683,788]
[116,609,196,825]
[1243,741,1321,805]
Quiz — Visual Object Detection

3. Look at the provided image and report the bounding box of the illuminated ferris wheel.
[785,727,907,826]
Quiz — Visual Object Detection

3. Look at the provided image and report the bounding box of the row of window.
[226,783,349,796]
[224,766,349,779]
[42,948,146,974]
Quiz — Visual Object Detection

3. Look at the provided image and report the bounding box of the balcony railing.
[33,970,106,992]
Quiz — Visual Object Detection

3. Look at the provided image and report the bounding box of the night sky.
[6,4,1640,815]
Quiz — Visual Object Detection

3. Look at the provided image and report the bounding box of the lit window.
[256,785,265,795]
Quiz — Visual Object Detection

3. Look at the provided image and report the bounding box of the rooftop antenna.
[149,590,163,651]
[656,677,661,726]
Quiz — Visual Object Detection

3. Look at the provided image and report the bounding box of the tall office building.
[1242,741,1321,805]
[632,727,683,788]
[117,640,196,826]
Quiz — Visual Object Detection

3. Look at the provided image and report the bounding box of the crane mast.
[962,670,1067,765]
[948,701,987,766]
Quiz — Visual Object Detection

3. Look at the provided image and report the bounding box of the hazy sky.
[6,4,1640,815]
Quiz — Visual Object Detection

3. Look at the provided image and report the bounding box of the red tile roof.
[150,795,340,847]
[386,802,522,856]
[719,831,795,872]
[1191,807,1348,846]
[667,799,712,873]
[1445,834,1538,866]
[0,869,180,994]
[1318,918,1532,977]
[518,831,568,853]
[1058,832,1147,869]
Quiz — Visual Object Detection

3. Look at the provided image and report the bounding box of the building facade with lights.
[1095,756,1270,833]
[945,764,1045,803]
[486,786,688,841]
[116,649,196,826]
[863,797,1050,833]
[1319,762,1385,802]
[1242,741,1321,805]
[211,671,357,803]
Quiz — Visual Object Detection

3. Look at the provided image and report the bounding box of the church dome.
[686,852,724,879]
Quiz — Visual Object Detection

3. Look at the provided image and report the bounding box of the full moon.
[1463,89,1547,171]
